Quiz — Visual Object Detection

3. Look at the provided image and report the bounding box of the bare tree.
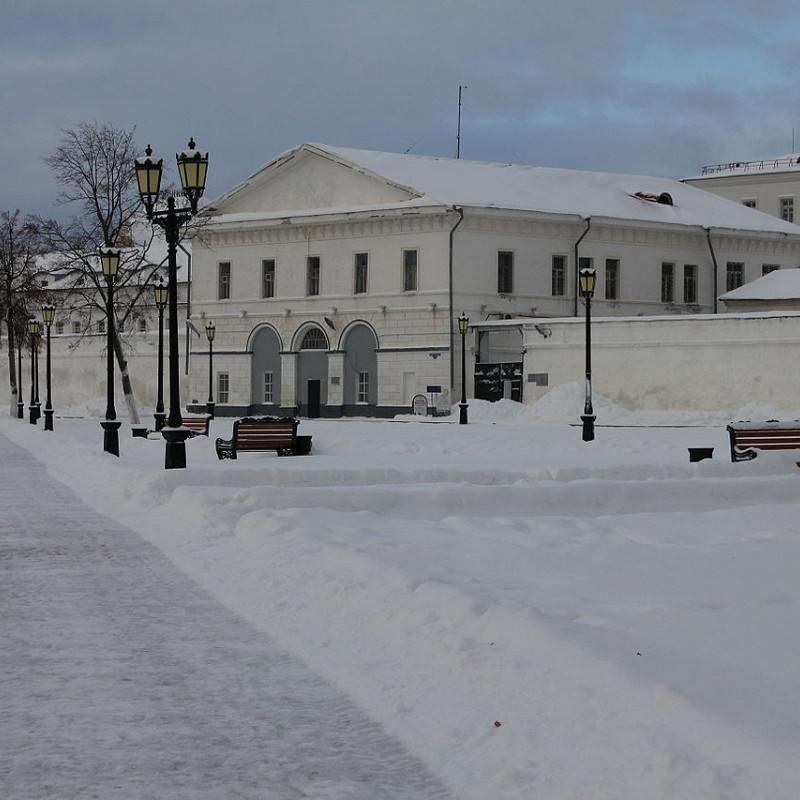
[0,210,48,413]
[35,122,163,428]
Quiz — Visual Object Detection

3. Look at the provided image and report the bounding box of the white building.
[683,155,800,225]
[187,144,800,417]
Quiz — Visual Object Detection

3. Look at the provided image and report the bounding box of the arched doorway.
[249,325,282,413]
[342,323,378,413]
[295,325,329,418]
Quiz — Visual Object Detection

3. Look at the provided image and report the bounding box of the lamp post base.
[29,404,40,425]
[17,401,24,419]
[581,414,596,442]
[162,426,190,470]
[43,405,54,431]
[101,419,121,456]
[206,400,215,419]
[459,401,468,425]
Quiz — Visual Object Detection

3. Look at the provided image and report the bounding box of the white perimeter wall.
[518,312,800,411]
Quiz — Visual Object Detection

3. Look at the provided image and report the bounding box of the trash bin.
[293,435,313,455]
[688,447,713,462]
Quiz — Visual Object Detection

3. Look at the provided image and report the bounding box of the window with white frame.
[780,197,794,222]
[55,321,65,335]
[306,256,320,296]
[726,261,744,292]
[497,251,513,294]
[551,255,566,296]
[262,259,275,298]
[742,199,757,209]
[354,252,368,294]
[72,321,81,334]
[217,372,230,404]
[138,318,147,332]
[661,262,675,303]
[357,371,369,403]
[684,264,698,304]
[402,249,418,291]
[262,371,274,404]
[98,319,105,334]
[218,261,231,300]
[605,258,620,300]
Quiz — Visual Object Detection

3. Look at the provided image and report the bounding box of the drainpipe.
[448,205,465,392]
[704,227,719,313]
[573,217,592,317]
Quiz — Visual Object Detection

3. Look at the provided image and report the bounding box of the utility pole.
[456,85,467,159]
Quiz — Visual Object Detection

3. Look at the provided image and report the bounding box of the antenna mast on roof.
[456,85,467,159]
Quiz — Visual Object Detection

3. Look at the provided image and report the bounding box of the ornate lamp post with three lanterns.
[136,140,208,469]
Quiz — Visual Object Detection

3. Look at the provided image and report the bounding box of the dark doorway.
[307,380,321,418]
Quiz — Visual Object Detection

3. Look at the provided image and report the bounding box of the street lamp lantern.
[99,247,121,456]
[135,145,163,215]
[41,304,56,431]
[176,139,209,213]
[27,318,41,425]
[153,278,168,431]
[136,139,209,468]
[457,311,469,425]
[579,266,597,442]
[205,320,216,419]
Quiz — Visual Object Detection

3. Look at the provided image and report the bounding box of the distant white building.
[683,155,800,226]
[186,144,800,417]
[719,267,800,312]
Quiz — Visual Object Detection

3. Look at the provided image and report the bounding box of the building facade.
[187,144,800,417]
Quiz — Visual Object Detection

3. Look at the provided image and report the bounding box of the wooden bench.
[727,420,800,462]
[182,415,211,437]
[215,416,310,459]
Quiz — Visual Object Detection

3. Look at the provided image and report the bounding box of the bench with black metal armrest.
[182,415,211,437]
[215,416,312,459]
[727,420,800,462]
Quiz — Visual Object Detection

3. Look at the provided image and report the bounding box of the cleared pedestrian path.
[0,432,455,800]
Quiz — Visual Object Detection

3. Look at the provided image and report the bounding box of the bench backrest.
[233,417,298,450]
[728,426,800,449]
[183,416,210,433]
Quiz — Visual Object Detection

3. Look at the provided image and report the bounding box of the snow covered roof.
[719,268,800,301]
[214,143,800,235]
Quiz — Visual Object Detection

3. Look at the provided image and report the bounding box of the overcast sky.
[4,0,800,219]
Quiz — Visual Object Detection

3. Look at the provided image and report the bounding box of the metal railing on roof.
[701,156,800,175]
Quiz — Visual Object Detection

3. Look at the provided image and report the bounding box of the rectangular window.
[72,321,81,334]
[218,261,231,300]
[684,264,698,304]
[357,371,369,403]
[354,252,368,294]
[55,321,65,335]
[497,251,513,294]
[262,259,275,298]
[551,255,566,296]
[138,318,147,332]
[306,256,320,296]
[605,258,620,300]
[762,264,780,276]
[98,319,106,334]
[780,197,794,222]
[402,249,418,291]
[742,199,757,209]
[217,372,230,404]
[661,262,675,303]
[726,261,744,292]
[262,371,274,404]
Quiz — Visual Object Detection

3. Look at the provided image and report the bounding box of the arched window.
[300,327,328,350]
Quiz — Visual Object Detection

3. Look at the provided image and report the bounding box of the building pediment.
[206,143,424,217]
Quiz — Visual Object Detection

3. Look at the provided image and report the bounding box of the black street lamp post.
[205,321,216,419]
[100,247,121,456]
[579,266,597,441]
[42,304,55,431]
[457,312,469,425]
[17,329,24,419]
[136,140,209,469]
[153,278,168,431]
[28,318,40,425]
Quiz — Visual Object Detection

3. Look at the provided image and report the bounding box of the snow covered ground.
[4,383,800,800]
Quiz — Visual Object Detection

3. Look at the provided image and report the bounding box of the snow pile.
[4,398,800,800]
